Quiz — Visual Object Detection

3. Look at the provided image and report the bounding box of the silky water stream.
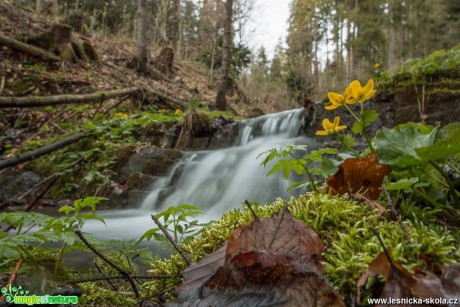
[83,109,317,243]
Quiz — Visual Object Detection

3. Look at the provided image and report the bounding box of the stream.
[83,108,316,242]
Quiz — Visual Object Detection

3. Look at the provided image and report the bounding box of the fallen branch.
[0,34,62,62]
[70,274,173,283]
[0,87,141,108]
[74,229,140,299]
[0,130,94,171]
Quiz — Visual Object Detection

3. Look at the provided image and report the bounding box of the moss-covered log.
[0,87,141,108]
[0,34,62,62]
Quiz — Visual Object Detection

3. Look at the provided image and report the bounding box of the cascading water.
[83,109,316,240]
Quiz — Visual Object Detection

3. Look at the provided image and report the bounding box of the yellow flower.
[325,86,355,110]
[348,79,377,103]
[114,112,128,118]
[174,109,183,116]
[159,109,166,113]
[373,63,380,69]
[316,117,347,136]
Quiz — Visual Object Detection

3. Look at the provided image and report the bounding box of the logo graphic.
[1,284,78,305]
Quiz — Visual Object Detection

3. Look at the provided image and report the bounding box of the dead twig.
[0,130,94,171]
[94,262,118,291]
[0,75,5,95]
[4,175,58,232]
[70,274,173,284]
[0,259,24,302]
[74,229,140,298]
[244,200,260,221]
[150,214,192,265]
[102,94,130,116]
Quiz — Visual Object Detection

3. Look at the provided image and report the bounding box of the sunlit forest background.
[11,0,460,108]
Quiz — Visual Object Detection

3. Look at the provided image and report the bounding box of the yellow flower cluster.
[114,112,128,118]
[317,79,376,136]
[326,79,376,110]
[174,109,183,116]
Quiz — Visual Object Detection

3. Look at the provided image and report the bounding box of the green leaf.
[58,205,74,215]
[361,109,379,126]
[282,161,291,179]
[352,121,363,135]
[266,162,283,176]
[304,148,338,161]
[287,181,309,191]
[337,134,355,149]
[415,123,460,162]
[386,178,419,191]
[78,212,106,225]
[73,196,107,213]
[320,157,340,178]
[373,122,438,167]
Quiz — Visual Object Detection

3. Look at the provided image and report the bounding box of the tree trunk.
[36,0,45,13]
[215,0,233,111]
[136,0,149,72]
[36,0,58,15]
[171,0,181,57]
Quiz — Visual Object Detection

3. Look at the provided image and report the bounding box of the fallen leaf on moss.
[357,249,445,306]
[171,208,344,306]
[327,153,390,200]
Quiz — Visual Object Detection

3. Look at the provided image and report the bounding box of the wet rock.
[0,169,43,205]
[208,117,240,149]
[102,148,183,209]
[148,123,180,148]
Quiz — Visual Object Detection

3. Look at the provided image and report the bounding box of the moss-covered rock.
[144,192,460,302]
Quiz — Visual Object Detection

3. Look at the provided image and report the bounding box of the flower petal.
[363,79,374,93]
[316,130,329,136]
[333,116,341,128]
[348,80,362,91]
[322,118,333,130]
[364,89,377,100]
[325,104,340,110]
[327,92,344,105]
[335,125,347,131]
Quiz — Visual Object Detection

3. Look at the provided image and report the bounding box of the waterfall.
[84,109,316,240]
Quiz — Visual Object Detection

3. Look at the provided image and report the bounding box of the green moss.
[144,192,460,301]
[78,282,137,306]
[10,80,33,95]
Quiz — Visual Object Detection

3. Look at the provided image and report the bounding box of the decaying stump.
[175,109,211,149]
[26,23,98,63]
[155,47,174,76]
[63,14,85,34]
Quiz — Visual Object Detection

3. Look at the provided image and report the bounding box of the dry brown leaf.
[327,153,390,200]
[441,264,460,302]
[358,249,446,306]
[225,207,325,273]
[171,208,344,306]
[173,243,227,301]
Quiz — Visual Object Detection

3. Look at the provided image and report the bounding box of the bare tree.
[133,0,150,72]
[171,0,182,56]
[36,0,58,15]
[215,0,233,111]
